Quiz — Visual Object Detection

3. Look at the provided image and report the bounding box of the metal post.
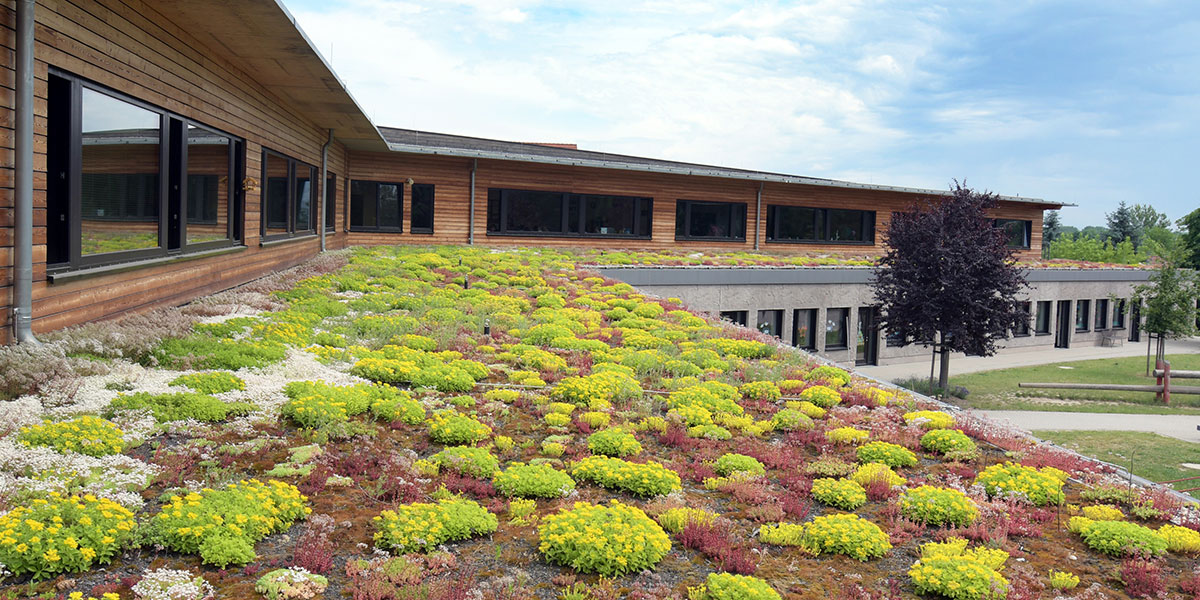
[13,0,39,345]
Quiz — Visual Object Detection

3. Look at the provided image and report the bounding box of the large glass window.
[675,200,746,241]
[793,309,816,349]
[766,205,874,244]
[350,180,403,231]
[1014,301,1031,336]
[719,311,747,326]
[261,150,316,240]
[1095,299,1109,330]
[1035,301,1052,334]
[826,308,849,349]
[411,183,435,233]
[757,310,783,339]
[1113,299,1127,329]
[995,219,1032,249]
[324,174,336,231]
[47,70,243,271]
[487,188,651,237]
[1075,299,1091,332]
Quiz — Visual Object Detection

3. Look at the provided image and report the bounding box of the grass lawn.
[947,353,1200,414]
[1033,430,1200,499]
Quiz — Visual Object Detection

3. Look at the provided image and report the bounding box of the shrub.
[908,538,1009,600]
[850,463,905,487]
[714,453,766,477]
[697,573,782,600]
[800,514,891,561]
[146,479,310,568]
[903,410,956,430]
[655,507,718,534]
[587,428,643,457]
[1048,569,1080,590]
[571,456,682,497]
[740,381,781,402]
[804,366,851,387]
[799,385,842,408]
[769,408,812,431]
[1072,518,1167,556]
[538,500,671,576]
[130,568,215,600]
[0,493,137,579]
[431,446,500,478]
[493,463,576,498]
[811,478,867,510]
[108,391,254,423]
[974,462,1065,506]
[427,411,492,444]
[373,498,498,553]
[154,335,287,370]
[826,426,869,445]
[17,416,125,457]
[1159,524,1200,554]
[169,371,246,394]
[899,486,979,527]
[857,441,918,468]
[920,429,977,455]
[255,567,329,600]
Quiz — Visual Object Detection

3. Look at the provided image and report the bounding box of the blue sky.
[285,0,1200,227]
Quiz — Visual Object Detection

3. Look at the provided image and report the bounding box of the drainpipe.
[12,0,39,345]
[468,159,477,245]
[753,181,763,251]
[319,129,332,252]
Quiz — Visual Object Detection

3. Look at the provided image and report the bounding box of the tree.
[1131,204,1172,233]
[1080,225,1110,240]
[872,183,1028,390]
[1106,201,1139,248]
[1133,253,1198,367]
[1179,207,1200,270]
[1041,210,1062,258]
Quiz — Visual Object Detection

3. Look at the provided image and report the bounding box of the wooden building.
[1,0,1062,344]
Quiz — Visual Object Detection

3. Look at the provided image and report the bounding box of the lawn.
[1033,430,1200,500]
[0,245,1197,600]
[948,353,1200,414]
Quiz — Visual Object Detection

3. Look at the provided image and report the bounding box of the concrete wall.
[600,266,1152,366]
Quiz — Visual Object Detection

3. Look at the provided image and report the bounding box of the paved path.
[858,337,1200,383]
[971,410,1200,443]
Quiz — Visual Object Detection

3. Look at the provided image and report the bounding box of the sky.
[284,0,1200,228]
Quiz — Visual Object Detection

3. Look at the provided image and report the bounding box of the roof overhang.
[152,0,388,151]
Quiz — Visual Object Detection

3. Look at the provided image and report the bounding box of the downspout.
[13,0,39,345]
[468,159,477,245]
[319,129,332,252]
[753,181,763,251]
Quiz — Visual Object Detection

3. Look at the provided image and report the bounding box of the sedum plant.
[655,507,718,534]
[1070,518,1167,556]
[856,441,918,468]
[17,416,125,457]
[254,566,329,600]
[920,429,977,455]
[974,462,1065,506]
[571,456,682,497]
[713,453,766,477]
[130,568,215,600]
[850,463,905,487]
[908,538,1009,600]
[825,426,869,445]
[693,573,781,600]
[373,497,498,553]
[899,485,979,527]
[427,411,492,445]
[769,408,812,431]
[903,410,956,430]
[811,478,868,510]
[169,371,246,394]
[799,514,891,561]
[803,365,851,387]
[586,428,643,458]
[538,500,671,576]
[0,493,137,579]
[107,391,254,423]
[431,446,500,478]
[493,462,576,498]
[798,385,842,409]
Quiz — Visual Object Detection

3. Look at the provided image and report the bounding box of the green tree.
[1041,210,1062,258]
[1106,201,1139,248]
[1131,204,1172,232]
[1045,233,1145,264]
[1080,225,1110,240]
[1133,254,1198,366]
[1179,207,1200,270]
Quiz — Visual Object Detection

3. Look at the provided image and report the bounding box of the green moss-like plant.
[107,391,254,423]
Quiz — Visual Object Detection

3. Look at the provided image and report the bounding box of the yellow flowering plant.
[586,428,643,458]
[713,453,766,477]
[974,462,1065,506]
[739,381,780,402]
[1047,569,1080,590]
[431,446,500,478]
[168,371,246,394]
[856,441,918,468]
[373,497,498,553]
[1158,524,1200,554]
[493,462,576,498]
[570,456,682,497]
[0,493,137,580]
[769,408,812,431]
[1071,518,1167,556]
[427,411,492,445]
[282,381,420,428]
[903,410,956,430]
[899,486,979,527]
[850,463,906,488]
[145,479,310,568]
[811,478,868,510]
[799,513,891,561]
[825,426,869,445]
[655,507,718,534]
[798,385,842,409]
[920,429,977,455]
[17,416,125,457]
[694,573,781,600]
[538,500,671,576]
[908,538,1009,600]
[803,365,851,387]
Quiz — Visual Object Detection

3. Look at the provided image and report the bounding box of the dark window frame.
[765,204,875,245]
[719,310,748,327]
[757,309,783,339]
[1095,298,1109,331]
[1113,299,1127,329]
[994,219,1032,249]
[324,173,336,232]
[410,183,435,234]
[825,307,850,350]
[1014,301,1032,337]
[1075,299,1091,332]
[674,199,747,242]
[260,149,317,241]
[349,179,404,233]
[47,68,244,273]
[486,188,653,238]
[1035,300,1052,335]
[793,308,817,350]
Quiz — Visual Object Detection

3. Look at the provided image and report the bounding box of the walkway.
[971,410,1200,443]
[858,337,1200,383]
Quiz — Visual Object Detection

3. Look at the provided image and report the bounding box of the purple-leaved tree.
[871,182,1029,390]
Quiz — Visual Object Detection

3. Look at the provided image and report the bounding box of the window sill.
[48,245,246,284]
[487,231,651,240]
[675,236,747,243]
[348,227,404,234]
[1013,333,1032,338]
[825,345,849,351]
[1035,332,1052,336]
[766,239,874,246]
[260,233,318,248]
[411,229,434,235]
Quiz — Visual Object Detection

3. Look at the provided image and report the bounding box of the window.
[411,183,435,233]
[757,310,782,339]
[1075,299,1091,332]
[793,309,817,349]
[350,180,403,231]
[1113,299,1127,329]
[825,308,849,349]
[675,200,746,241]
[767,205,875,244]
[719,310,748,326]
[1014,302,1031,336]
[324,174,336,231]
[885,329,909,347]
[1035,301,1052,334]
[46,70,243,270]
[1095,299,1109,330]
[995,219,1032,249]
[487,188,652,237]
[261,150,316,240]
